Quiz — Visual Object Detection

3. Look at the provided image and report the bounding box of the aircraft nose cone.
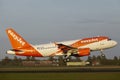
[113,41,117,46]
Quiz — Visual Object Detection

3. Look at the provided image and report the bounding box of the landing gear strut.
[64,55,70,62]
[100,50,105,57]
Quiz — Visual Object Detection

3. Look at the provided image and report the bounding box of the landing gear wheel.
[66,58,70,62]
[101,53,105,57]
[64,58,70,62]
[100,50,105,57]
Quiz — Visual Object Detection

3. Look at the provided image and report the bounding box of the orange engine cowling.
[77,48,90,57]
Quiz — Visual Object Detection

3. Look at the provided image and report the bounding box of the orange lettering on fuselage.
[80,38,98,43]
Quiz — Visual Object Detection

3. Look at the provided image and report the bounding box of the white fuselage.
[32,39,117,57]
[6,28,118,57]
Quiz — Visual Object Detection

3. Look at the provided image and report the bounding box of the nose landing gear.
[100,50,105,57]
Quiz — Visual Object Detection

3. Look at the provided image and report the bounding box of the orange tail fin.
[6,28,31,49]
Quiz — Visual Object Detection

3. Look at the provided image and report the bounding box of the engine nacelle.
[77,48,90,57]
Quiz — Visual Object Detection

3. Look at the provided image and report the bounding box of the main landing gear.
[63,55,71,62]
[100,50,105,57]
[64,58,70,62]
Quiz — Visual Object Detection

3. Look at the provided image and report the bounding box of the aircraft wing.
[55,43,77,59]
[55,43,76,52]
[55,43,90,60]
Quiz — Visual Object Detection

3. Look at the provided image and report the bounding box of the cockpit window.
[108,38,112,40]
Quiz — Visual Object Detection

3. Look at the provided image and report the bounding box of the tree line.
[0,55,120,67]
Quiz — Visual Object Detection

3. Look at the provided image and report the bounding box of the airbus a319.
[6,28,117,61]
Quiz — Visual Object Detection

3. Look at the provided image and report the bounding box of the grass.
[0,72,120,80]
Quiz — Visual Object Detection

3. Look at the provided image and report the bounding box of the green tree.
[76,57,82,62]
[92,55,97,61]
[13,56,18,61]
[1,56,11,65]
[87,56,92,65]
[113,56,118,61]
[59,56,66,66]
[49,56,54,61]
[113,56,119,65]
[26,56,31,61]
[96,55,102,61]
[31,57,36,61]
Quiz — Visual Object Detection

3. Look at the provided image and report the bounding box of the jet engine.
[77,48,90,57]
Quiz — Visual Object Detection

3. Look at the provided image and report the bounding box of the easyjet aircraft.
[6,28,117,61]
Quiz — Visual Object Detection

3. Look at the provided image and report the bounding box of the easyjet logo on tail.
[8,30,25,46]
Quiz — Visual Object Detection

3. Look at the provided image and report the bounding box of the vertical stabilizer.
[6,28,31,49]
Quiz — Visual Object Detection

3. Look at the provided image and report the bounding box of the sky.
[0,0,120,60]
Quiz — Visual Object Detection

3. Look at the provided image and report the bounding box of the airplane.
[6,28,117,61]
